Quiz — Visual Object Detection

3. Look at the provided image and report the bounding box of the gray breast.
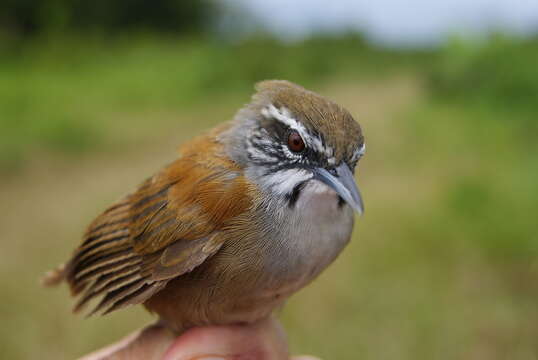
[256,179,355,289]
[198,179,355,327]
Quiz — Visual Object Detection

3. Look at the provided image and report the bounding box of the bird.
[43,79,366,333]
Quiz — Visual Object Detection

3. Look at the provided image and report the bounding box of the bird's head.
[223,80,365,214]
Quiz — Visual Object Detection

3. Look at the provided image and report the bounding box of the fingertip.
[162,318,289,360]
[79,324,175,360]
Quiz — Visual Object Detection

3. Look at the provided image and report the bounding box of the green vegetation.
[425,34,538,260]
[0,33,536,359]
[0,34,430,172]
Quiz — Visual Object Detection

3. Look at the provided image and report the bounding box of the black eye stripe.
[260,119,289,141]
[286,180,309,208]
[251,123,347,168]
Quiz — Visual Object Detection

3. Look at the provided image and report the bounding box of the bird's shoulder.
[61,127,258,315]
[129,128,257,254]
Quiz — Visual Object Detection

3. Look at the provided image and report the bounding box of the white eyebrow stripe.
[261,104,308,136]
[261,104,334,157]
[351,143,366,163]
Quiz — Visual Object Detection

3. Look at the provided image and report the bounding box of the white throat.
[250,167,313,197]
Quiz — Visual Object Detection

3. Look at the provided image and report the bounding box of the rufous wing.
[59,135,253,316]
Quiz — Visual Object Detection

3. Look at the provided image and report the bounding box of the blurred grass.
[0,34,537,359]
[0,33,430,173]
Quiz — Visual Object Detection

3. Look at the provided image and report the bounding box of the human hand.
[79,317,319,360]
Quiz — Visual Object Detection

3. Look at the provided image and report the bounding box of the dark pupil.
[288,132,304,152]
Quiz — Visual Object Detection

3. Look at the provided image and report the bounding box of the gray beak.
[312,162,364,215]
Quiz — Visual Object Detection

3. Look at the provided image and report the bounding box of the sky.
[225,0,538,46]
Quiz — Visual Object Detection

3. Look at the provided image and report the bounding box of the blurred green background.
[1,1,537,359]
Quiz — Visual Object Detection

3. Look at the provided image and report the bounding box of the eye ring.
[287,131,305,153]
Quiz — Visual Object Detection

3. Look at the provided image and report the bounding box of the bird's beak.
[312,162,364,215]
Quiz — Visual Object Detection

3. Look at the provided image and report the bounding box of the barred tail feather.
[63,183,173,316]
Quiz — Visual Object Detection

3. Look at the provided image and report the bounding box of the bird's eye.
[287,131,305,153]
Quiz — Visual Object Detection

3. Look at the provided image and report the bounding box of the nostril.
[328,168,338,177]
